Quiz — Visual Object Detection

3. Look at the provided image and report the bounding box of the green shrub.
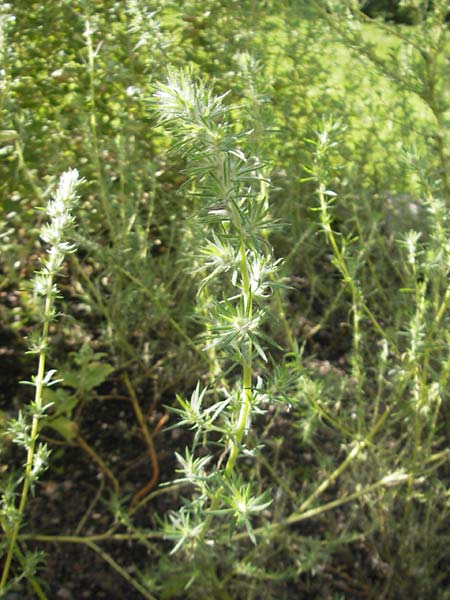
[0,2,449,598]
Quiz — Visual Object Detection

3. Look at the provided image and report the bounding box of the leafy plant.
[1,2,449,598]
[1,169,81,595]
[150,69,281,595]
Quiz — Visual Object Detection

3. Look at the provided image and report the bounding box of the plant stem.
[87,542,157,600]
[0,517,48,599]
[1,276,53,588]
[74,477,105,535]
[116,265,205,361]
[19,531,164,544]
[123,373,160,506]
[76,434,120,493]
[232,469,408,543]
[84,18,114,237]
[225,242,253,477]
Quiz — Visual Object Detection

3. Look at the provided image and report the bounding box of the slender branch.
[86,542,157,600]
[122,373,160,507]
[76,434,120,494]
[232,471,409,542]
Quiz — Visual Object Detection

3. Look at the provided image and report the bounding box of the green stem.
[199,242,254,538]
[299,409,390,515]
[14,138,44,203]
[1,276,53,589]
[225,352,253,478]
[19,532,164,544]
[0,517,47,599]
[232,467,407,542]
[401,276,428,549]
[86,542,157,600]
[84,18,114,237]
[116,264,205,361]
[259,175,296,351]
[317,183,391,348]
[225,242,253,478]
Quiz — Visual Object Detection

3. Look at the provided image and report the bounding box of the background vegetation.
[1,1,449,598]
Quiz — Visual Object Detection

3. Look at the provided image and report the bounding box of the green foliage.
[1,169,81,594]
[149,71,282,590]
[0,1,449,598]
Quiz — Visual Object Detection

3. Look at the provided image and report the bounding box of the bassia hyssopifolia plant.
[152,69,281,586]
[1,169,81,594]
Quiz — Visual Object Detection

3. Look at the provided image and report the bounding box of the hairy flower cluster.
[33,169,80,304]
[27,170,81,358]
[153,68,230,129]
